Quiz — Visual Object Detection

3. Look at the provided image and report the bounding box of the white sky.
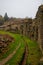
[0,0,42,18]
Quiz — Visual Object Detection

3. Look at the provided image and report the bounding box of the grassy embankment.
[0,31,42,65]
[0,31,25,61]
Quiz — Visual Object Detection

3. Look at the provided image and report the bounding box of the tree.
[4,13,9,21]
[0,15,4,25]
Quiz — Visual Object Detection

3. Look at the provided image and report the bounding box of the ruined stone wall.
[35,5,43,53]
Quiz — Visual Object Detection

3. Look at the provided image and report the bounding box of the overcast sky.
[0,0,42,18]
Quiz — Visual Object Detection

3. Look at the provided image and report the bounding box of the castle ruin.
[0,5,43,53]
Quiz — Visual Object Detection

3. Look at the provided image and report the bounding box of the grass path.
[0,44,21,65]
[19,36,28,65]
[21,46,28,65]
[23,36,42,65]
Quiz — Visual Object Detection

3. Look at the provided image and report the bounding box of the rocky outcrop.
[0,34,14,53]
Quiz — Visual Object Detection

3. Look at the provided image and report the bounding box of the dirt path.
[21,45,28,65]
[40,57,43,61]
[0,44,21,65]
[19,37,28,65]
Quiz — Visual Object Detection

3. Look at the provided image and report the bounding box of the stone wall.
[36,5,43,53]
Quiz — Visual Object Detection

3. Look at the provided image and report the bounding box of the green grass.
[5,39,25,65]
[23,36,42,65]
[0,31,25,60]
[0,31,42,65]
[0,31,25,65]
